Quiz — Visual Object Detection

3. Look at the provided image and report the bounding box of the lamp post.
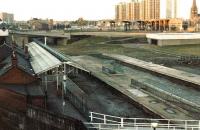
[62,74,66,113]
[151,122,158,130]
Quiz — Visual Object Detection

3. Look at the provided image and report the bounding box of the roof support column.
[44,36,47,46]
[164,20,166,31]
[56,67,59,91]
[45,72,48,109]
[62,71,66,113]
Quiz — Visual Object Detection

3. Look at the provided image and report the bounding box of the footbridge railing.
[84,112,200,130]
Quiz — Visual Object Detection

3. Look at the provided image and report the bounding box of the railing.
[27,105,87,130]
[85,112,200,130]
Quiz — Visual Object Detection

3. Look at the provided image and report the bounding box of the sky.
[0,0,199,21]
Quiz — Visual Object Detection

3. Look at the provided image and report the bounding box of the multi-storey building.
[0,12,14,24]
[166,0,178,18]
[144,0,160,20]
[139,0,146,20]
[116,1,140,21]
[116,0,160,21]
[115,2,127,21]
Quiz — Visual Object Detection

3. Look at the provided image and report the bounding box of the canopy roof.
[27,42,62,74]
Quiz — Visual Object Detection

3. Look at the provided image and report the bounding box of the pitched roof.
[0,52,35,76]
[0,83,44,97]
[0,43,12,62]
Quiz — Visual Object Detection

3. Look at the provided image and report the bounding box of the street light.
[151,122,158,130]
[62,75,67,113]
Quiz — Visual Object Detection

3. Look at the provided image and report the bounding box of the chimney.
[11,51,17,67]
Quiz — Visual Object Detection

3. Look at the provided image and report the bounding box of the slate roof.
[0,43,44,97]
[0,43,12,62]
[0,83,44,97]
[0,43,35,76]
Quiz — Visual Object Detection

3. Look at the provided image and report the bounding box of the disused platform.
[102,53,200,88]
[70,55,198,120]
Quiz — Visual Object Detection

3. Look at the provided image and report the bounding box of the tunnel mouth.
[151,39,158,45]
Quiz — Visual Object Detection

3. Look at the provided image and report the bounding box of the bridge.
[11,31,71,38]
[10,31,71,46]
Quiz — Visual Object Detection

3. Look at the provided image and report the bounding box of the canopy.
[27,42,62,74]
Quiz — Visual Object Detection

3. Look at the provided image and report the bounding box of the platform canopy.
[27,42,62,74]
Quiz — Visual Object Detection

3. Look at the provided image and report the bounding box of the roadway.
[11,31,71,38]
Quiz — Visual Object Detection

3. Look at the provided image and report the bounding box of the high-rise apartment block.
[166,0,178,18]
[115,0,140,21]
[115,2,126,21]
[0,12,14,24]
[144,0,160,20]
[115,0,160,21]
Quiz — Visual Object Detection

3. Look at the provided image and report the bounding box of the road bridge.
[10,31,71,46]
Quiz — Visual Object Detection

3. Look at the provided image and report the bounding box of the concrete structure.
[146,33,200,46]
[144,19,170,31]
[166,0,178,18]
[71,55,197,119]
[11,31,71,45]
[0,12,14,24]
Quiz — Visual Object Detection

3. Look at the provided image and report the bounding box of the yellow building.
[169,18,185,31]
[115,2,126,22]
[144,0,160,20]
[116,1,140,21]
[116,0,160,21]
[139,0,146,20]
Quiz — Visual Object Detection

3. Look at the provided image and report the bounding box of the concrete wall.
[148,38,200,46]
[11,34,29,46]
[158,39,200,46]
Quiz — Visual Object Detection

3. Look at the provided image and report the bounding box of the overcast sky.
[0,0,199,21]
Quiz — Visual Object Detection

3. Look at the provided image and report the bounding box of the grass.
[140,44,200,56]
[52,36,200,74]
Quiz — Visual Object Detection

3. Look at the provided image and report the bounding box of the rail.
[85,112,200,130]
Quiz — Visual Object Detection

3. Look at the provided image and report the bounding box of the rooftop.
[27,42,62,74]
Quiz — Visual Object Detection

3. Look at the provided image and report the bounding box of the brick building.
[0,43,45,112]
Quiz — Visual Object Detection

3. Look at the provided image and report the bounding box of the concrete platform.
[71,55,196,120]
[102,54,200,88]
[146,33,200,46]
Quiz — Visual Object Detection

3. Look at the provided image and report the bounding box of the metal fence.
[85,112,200,130]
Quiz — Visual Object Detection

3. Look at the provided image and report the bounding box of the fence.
[85,112,200,130]
[27,105,87,130]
